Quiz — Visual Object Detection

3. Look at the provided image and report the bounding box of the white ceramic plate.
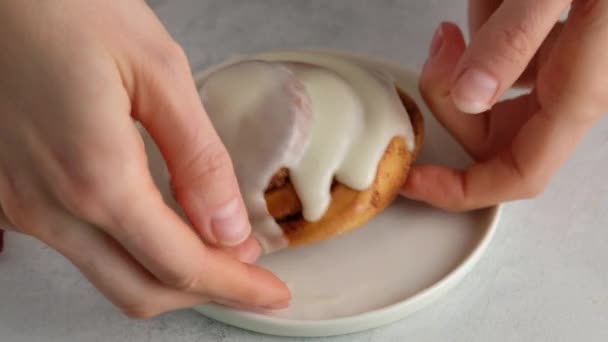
[146,51,501,337]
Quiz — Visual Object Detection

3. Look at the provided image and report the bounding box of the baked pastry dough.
[198,51,424,252]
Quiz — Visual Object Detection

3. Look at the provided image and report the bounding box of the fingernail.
[429,24,445,58]
[211,199,250,246]
[451,68,498,114]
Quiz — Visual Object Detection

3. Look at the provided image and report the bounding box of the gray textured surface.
[2,1,608,341]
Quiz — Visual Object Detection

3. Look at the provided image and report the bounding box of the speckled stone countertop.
[2,1,608,341]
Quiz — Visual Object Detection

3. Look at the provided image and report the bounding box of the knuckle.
[1,196,38,234]
[151,41,190,76]
[0,174,78,242]
[503,151,546,200]
[1,194,70,244]
[162,269,199,292]
[121,301,163,320]
[449,174,475,213]
[196,143,233,176]
[446,192,476,212]
[173,140,234,189]
[45,150,109,222]
[51,154,149,228]
[0,180,44,235]
[59,178,105,220]
[0,153,151,236]
[55,176,112,227]
[516,169,546,200]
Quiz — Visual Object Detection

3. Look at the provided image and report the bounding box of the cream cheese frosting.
[198,51,414,253]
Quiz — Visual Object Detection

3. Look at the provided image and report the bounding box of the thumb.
[451,0,569,113]
[132,44,251,248]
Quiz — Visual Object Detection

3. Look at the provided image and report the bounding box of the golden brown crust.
[264,87,424,247]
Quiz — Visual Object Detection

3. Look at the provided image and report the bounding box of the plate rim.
[192,50,503,337]
[194,205,501,337]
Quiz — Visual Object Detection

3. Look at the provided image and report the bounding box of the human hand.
[0,0,289,317]
[402,1,608,210]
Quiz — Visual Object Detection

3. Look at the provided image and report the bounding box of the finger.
[475,94,540,159]
[38,211,208,319]
[403,107,584,211]
[422,85,538,163]
[421,22,488,157]
[99,185,289,308]
[422,23,534,160]
[467,0,559,88]
[403,153,541,211]
[452,0,570,113]
[132,42,250,247]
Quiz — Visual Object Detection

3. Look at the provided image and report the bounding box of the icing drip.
[198,51,414,252]
[199,61,312,251]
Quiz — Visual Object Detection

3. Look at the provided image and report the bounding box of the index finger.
[452,0,570,113]
[102,183,290,307]
[467,0,503,34]
[402,105,590,211]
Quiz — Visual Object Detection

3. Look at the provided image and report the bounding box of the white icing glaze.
[199,61,312,252]
[257,51,413,223]
[283,63,364,221]
[198,51,415,253]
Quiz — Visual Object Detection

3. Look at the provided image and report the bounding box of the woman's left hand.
[403,0,608,210]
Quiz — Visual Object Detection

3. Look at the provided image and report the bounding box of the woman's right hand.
[0,0,289,318]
